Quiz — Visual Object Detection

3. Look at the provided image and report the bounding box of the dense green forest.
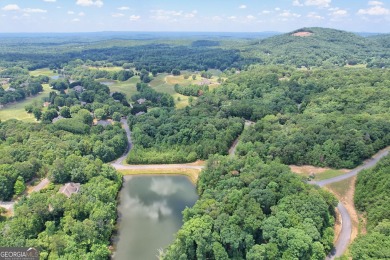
[126,106,244,164]
[163,155,337,259]
[351,155,390,259]
[227,66,390,168]
[0,119,123,258]
[244,27,390,68]
[1,27,390,259]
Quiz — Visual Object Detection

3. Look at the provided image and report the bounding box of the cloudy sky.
[0,0,389,33]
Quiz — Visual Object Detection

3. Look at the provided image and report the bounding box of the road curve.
[313,146,390,259]
[315,147,390,187]
[110,119,205,171]
[114,119,390,259]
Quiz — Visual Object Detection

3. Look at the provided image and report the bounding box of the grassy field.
[314,169,348,181]
[149,73,176,94]
[99,76,140,98]
[88,66,123,72]
[290,165,349,181]
[29,68,57,77]
[0,84,51,122]
[118,168,201,184]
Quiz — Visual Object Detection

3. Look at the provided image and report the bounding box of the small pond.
[113,175,198,260]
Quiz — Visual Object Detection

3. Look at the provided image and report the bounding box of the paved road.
[315,147,390,187]
[0,177,51,213]
[313,146,390,259]
[228,120,255,158]
[112,118,132,166]
[112,119,390,259]
[110,119,204,171]
[32,178,50,192]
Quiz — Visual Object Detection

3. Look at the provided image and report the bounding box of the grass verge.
[118,168,200,184]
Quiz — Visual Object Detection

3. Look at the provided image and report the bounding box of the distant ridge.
[252,27,389,68]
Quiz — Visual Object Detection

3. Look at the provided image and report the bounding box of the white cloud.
[279,10,301,18]
[212,16,223,21]
[228,16,237,20]
[2,4,20,11]
[24,8,47,13]
[43,0,56,2]
[246,15,256,20]
[275,7,281,11]
[239,5,247,9]
[76,0,103,7]
[368,1,384,6]
[72,18,80,22]
[151,9,196,21]
[293,0,304,6]
[304,0,331,8]
[331,9,347,16]
[112,13,124,18]
[184,10,197,18]
[78,12,85,16]
[358,5,390,15]
[118,6,130,11]
[68,11,75,15]
[129,15,140,21]
[307,12,324,19]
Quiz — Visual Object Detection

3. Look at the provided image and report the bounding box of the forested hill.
[249,27,390,68]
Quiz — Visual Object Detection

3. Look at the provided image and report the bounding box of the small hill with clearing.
[251,27,389,68]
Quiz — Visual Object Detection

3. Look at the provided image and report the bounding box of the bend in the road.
[316,146,390,259]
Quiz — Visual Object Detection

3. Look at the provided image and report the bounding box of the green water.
[113,175,198,260]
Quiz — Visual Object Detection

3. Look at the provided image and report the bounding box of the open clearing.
[165,74,222,90]
[0,84,51,122]
[289,165,349,181]
[102,76,140,98]
[88,66,124,72]
[149,73,222,109]
[292,31,313,37]
[29,68,57,77]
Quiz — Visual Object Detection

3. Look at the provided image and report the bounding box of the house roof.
[59,182,81,198]
[137,98,146,104]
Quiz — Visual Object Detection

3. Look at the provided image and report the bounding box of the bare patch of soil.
[325,176,360,242]
[289,165,348,175]
[292,31,313,37]
[333,207,342,243]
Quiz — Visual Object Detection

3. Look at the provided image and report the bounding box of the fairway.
[88,66,124,72]
[0,84,51,122]
[29,68,57,77]
[149,73,176,94]
[103,76,140,98]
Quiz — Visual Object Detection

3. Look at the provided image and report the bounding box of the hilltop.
[248,27,389,68]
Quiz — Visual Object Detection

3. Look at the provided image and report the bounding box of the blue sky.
[0,0,389,33]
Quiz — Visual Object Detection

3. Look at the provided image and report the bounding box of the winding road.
[312,147,390,259]
[114,118,390,259]
[110,118,205,172]
[2,117,388,259]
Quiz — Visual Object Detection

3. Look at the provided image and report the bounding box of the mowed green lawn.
[150,73,213,109]
[88,66,124,72]
[149,73,176,94]
[100,76,140,98]
[29,68,57,77]
[0,84,51,122]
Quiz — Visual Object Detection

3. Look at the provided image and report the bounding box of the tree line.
[163,155,337,259]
